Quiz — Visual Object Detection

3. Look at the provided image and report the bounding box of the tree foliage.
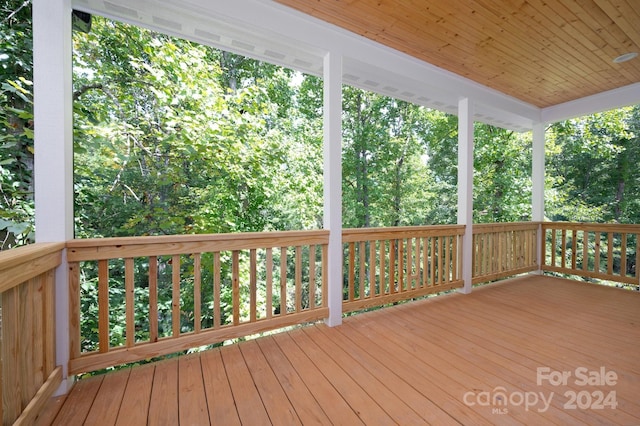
[546,106,640,223]
[0,0,34,249]
[73,18,323,237]
[474,124,532,222]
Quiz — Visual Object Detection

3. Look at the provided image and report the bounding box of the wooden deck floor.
[37,275,640,425]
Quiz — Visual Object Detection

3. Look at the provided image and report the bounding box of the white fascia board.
[72,0,541,130]
[541,82,640,123]
[72,0,326,75]
[244,0,542,128]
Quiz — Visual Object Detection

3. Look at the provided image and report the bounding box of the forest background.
[2,1,639,250]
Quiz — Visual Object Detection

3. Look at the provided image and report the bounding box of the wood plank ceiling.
[274,0,640,108]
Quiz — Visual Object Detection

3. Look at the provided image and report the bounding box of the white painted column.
[33,0,74,394]
[457,98,474,294]
[323,52,343,326]
[532,122,546,273]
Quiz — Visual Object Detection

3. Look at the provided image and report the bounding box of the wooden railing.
[342,225,465,313]
[542,222,640,286]
[472,222,539,284]
[66,230,329,374]
[0,243,63,425]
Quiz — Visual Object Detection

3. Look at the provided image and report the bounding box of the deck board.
[256,336,332,425]
[221,343,272,425]
[178,354,210,425]
[273,331,365,425]
[290,327,396,425]
[147,357,179,425]
[83,367,130,425]
[238,339,301,425]
[115,363,154,426]
[50,374,103,425]
[301,324,435,424]
[41,275,640,425]
[200,349,241,425]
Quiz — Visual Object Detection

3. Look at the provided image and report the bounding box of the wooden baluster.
[471,233,477,278]
[499,231,505,274]
[407,238,420,290]
[309,245,316,309]
[213,252,221,328]
[125,257,135,347]
[69,262,81,359]
[571,229,578,270]
[194,253,202,332]
[250,249,258,322]
[437,236,444,285]
[478,233,493,276]
[516,230,521,268]
[422,237,428,287]
[541,226,547,268]
[348,242,355,301]
[485,232,490,275]
[280,247,287,315]
[582,231,589,272]
[560,229,567,268]
[359,241,366,299]
[266,248,274,317]
[607,232,614,276]
[620,234,627,278]
[444,236,451,283]
[550,228,557,267]
[172,255,181,336]
[398,239,405,291]
[389,240,396,293]
[430,237,436,286]
[149,256,158,341]
[636,234,640,285]
[380,240,387,294]
[322,244,328,307]
[232,251,240,324]
[452,234,459,281]
[295,246,302,314]
[369,240,377,296]
[594,232,601,273]
[98,259,110,353]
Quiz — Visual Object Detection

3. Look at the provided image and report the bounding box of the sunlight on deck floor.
[37,275,640,425]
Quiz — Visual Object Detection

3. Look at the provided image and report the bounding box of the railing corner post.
[54,249,73,397]
[458,226,473,294]
[532,221,544,276]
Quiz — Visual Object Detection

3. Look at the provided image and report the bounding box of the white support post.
[457,98,474,294]
[323,51,343,326]
[33,0,74,394]
[532,122,546,273]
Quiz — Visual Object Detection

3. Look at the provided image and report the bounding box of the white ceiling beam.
[541,82,640,123]
[72,1,640,130]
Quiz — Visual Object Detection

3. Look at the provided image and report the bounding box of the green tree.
[73,17,318,238]
[0,0,34,248]
[546,107,639,223]
[341,86,451,228]
[473,124,532,223]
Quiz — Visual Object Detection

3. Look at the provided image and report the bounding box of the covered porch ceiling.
[275,0,640,109]
[73,0,640,131]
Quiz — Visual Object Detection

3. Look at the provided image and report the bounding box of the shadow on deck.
[38,275,640,425]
